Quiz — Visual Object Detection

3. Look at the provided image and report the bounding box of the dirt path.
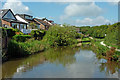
[100,41,120,52]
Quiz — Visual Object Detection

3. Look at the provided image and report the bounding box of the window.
[3,11,16,20]
[12,23,17,28]
[25,16,32,20]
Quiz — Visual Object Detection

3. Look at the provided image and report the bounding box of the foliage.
[105,22,120,48]
[13,35,31,42]
[14,28,20,32]
[31,30,46,40]
[75,33,83,39]
[42,25,78,47]
[79,25,108,38]
[2,27,16,38]
[91,40,109,58]
[7,40,45,57]
[82,38,91,41]
[30,22,37,29]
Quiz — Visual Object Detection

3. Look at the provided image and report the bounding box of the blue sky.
[2,1,118,26]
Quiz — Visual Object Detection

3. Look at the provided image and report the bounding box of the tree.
[30,22,37,29]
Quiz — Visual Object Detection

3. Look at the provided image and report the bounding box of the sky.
[1,0,119,27]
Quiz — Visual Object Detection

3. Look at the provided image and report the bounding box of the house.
[15,14,40,29]
[34,18,51,30]
[1,9,27,30]
[42,18,55,25]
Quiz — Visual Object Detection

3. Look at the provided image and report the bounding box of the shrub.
[2,28,16,38]
[75,33,83,39]
[13,35,31,42]
[31,30,46,40]
[14,28,20,32]
[42,25,78,47]
[7,40,45,57]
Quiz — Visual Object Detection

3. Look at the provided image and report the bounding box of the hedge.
[13,35,31,42]
[2,28,16,38]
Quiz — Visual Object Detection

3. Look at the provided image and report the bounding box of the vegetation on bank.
[104,22,120,49]
[90,35,119,61]
[2,25,80,59]
[7,39,45,57]
[79,25,108,38]
[42,25,79,47]
[1,22,120,62]
[78,22,120,62]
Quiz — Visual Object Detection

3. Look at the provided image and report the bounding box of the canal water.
[2,46,119,78]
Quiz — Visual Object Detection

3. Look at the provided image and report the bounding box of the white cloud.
[60,2,102,20]
[75,16,111,26]
[3,0,31,14]
[59,16,111,26]
[59,2,112,26]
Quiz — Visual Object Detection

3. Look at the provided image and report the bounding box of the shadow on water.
[2,46,119,78]
[2,47,80,78]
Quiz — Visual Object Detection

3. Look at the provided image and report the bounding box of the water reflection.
[2,46,119,78]
[43,47,80,66]
[99,60,119,75]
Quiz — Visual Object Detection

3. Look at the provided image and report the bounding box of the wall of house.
[2,20,11,27]
[40,24,45,30]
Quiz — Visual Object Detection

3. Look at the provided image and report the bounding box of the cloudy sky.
[2,0,118,26]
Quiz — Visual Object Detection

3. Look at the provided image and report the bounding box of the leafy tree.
[30,22,37,29]
[42,25,78,47]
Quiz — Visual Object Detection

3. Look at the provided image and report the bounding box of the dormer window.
[25,15,33,20]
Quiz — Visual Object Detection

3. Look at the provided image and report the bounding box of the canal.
[2,46,119,78]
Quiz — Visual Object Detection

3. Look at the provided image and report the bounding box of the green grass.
[104,41,119,49]
[82,37,91,41]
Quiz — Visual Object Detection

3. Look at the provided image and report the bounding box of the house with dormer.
[15,14,40,29]
[33,18,50,30]
[1,9,27,30]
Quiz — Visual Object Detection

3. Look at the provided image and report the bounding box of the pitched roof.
[34,18,50,26]
[15,14,33,19]
[15,14,39,25]
[25,19,39,25]
[1,9,9,17]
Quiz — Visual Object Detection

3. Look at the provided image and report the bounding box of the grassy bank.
[7,39,45,58]
[91,38,120,62]
[3,25,79,59]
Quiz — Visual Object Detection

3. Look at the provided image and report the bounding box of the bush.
[42,25,78,47]
[14,28,20,32]
[7,40,45,57]
[31,30,46,40]
[2,28,16,38]
[13,35,31,42]
[75,33,83,39]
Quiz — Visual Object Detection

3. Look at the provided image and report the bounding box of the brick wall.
[40,24,45,30]
[1,20,11,27]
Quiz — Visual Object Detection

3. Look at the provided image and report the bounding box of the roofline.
[2,9,17,20]
[15,14,33,17]
[15,14,28,23]
[34,18,50,26]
